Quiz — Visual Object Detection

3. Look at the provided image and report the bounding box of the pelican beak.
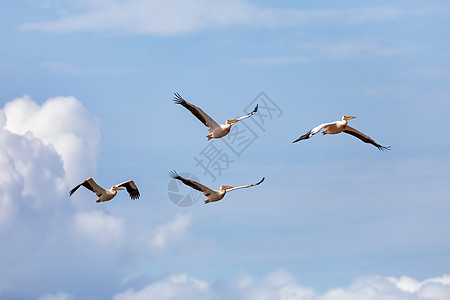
[226,119,238,125]
[344,116,356,120]
[114,187,125,191]
[222,185,234,190]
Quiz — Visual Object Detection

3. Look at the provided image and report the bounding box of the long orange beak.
[344,116,356,120]
[226,119,238,125]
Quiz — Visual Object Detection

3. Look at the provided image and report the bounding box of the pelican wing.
[117,180,140,200]
[344,126,391,151]
[169,170,213,195]
[293,121,337,143]
[226,177,265,192]
[229,104,258,122]
[173,93,220,132]
[69,178,104,196]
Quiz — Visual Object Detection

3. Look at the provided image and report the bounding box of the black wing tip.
[173,93,185,104]
[69,183,81,196]
[256,177,265,185]
[293,130,312,143]
[130,192,140,200]
[378,145,391,151]
[169,170,181,179]
[252,104,258,113]
[129,185,140,200]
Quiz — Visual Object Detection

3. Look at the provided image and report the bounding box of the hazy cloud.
[73,210,125,247]
[20,1,440,36]
[151,213,192,249]
[38,292,73,300]
[243,35,409,65]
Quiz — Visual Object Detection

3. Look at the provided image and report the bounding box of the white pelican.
[293,115,390,151]
[173,93,258,140]
[169,170,264,204]
[69,178,140,203]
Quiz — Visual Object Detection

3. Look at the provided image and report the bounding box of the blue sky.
[1,0,450,299]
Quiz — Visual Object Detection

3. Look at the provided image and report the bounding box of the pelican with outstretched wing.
[293,115,390,151]
[169,170,264,204]
[173,93,258,140]
[69,178,140,203]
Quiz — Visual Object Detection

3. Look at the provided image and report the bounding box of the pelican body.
[173,93,258,140]
[169,170,264,204]
[293,115,390,151]
[69,178,140,203]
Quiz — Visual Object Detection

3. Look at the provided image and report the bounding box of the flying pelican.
[169,170,264,204]
[293,115,390,151]
[69,178,140,203]
[173,93,258,140]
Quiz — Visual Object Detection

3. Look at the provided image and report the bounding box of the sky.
[0,0,450,299]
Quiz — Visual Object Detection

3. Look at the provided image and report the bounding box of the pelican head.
[342,115,356,121]
[220,185,234,191]
[226,119,238,125]
[112,186,124,191]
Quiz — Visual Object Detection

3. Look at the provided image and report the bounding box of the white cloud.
[390,275,450,299]
[21,1,442,36]
[112,271,450,300]
[114,274,210,300]
[321,275,450,300]
[0,95,196,298]
[151,213,192,249]
[3,95,100,184]
[0,95,101,297]
[0,112,69,227]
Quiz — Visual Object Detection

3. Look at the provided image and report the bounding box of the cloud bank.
[112,270,450,300]
[0,96,193,298]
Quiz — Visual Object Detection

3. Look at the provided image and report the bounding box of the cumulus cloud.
[112,271,450,300]
[20,1,440,36]
[3,95,100,184]
[0,95,196,298]
[0,95,98,229]
[321,275,450,300]
[0,95,101,297]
